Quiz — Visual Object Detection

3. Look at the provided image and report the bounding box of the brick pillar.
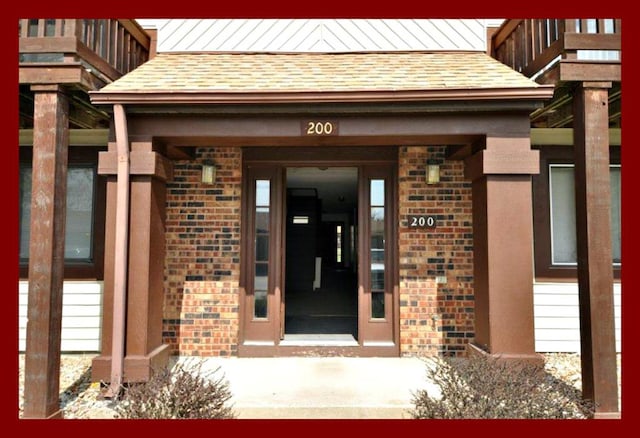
[464,136,542,363]
[92,141,173,382]
[23,85,68,418]
[573,82,619,418]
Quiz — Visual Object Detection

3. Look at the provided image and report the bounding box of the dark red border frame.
[8,2,636,433]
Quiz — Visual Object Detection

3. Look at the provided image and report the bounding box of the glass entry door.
[241,160,396,351]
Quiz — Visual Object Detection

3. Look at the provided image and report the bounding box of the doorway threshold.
[280,334,359,347]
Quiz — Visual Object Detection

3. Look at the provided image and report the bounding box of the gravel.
[18,354,117,419]
[18,352,621,419]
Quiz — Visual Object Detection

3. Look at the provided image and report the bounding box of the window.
[18,148,105,281]
[20,165,96,262]
[531,145,622,281]
[532,147,620,280]
[336,225,342,263]
[549,164,621,266]
[370,179,385,319]
[253,179,270,319]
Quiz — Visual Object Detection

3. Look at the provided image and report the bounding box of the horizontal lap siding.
[534,282,621,353]
[19,281,103,352]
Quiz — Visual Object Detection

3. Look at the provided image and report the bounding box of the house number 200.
[304,121,337,136]
[408,215,436,228]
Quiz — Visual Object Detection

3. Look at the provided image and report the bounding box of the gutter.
[104,104,130,398]
[89,86,555,105]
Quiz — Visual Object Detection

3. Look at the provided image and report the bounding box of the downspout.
[105,104,130,398]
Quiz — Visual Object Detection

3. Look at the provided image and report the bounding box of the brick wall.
[398,146,474,356]
[163,145,474,357]
[164,147,242,356]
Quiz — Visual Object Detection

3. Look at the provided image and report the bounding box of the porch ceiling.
[530,81,621,129]
[19,84,111,130]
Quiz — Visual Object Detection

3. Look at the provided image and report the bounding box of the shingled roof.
[91,51,551,104]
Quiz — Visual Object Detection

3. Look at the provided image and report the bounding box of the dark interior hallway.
[285,265,358,337]
[284,166,358,339]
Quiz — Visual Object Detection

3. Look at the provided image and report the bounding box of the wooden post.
[125,170,169,380]
[23,85,69,419]
[573,81,619,418]
[146,28,158,59]
[465,135,542,363]
[91,141,172,383]
[91,173,116,379]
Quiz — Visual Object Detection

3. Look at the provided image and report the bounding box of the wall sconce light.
[201,161,216,185]
[426,161,440,185]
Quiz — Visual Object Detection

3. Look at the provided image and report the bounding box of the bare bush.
[410,354,594,419]
[114,359,235,419]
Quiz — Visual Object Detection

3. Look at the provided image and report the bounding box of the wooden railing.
[19,19,150,82]
[492,19,621,79]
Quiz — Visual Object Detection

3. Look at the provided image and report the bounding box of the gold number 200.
[307,121,334,135]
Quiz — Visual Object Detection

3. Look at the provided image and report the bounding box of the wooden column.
[91,173,116,377]
[465,135,542,363]
[573,82,619,418]
[92,141,172,382]
[91,136,119,385]
[23,85,69,419]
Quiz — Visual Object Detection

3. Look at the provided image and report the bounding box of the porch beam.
[123,112,532,141]
[19,128,110,146]
[19,64,104,90]
[530,128,621,146]
[559,61,621,82]
[18,126,623,150]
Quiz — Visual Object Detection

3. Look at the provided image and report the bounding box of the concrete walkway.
[174,356,438,419]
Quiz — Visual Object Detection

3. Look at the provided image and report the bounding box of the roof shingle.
[98,51,540,94]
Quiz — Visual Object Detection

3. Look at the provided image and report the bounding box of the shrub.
[410,354,594,419]
[114,359,236,419]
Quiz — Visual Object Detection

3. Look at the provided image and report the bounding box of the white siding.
[534,282,621,353]
[19,281,103,352]
[136,19,490,53]
[18,279,622,353]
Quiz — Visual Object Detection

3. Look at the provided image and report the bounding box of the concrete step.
[174,356,435,420]
[235,406,413,419]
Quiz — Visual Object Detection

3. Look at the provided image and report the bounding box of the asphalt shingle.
[99,51,540,94]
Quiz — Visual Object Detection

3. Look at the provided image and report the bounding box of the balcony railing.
[19,19,150,83]
[492,19,621,81]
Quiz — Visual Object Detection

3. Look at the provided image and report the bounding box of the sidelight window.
[253,180,270,318]
[370,179,385,319]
